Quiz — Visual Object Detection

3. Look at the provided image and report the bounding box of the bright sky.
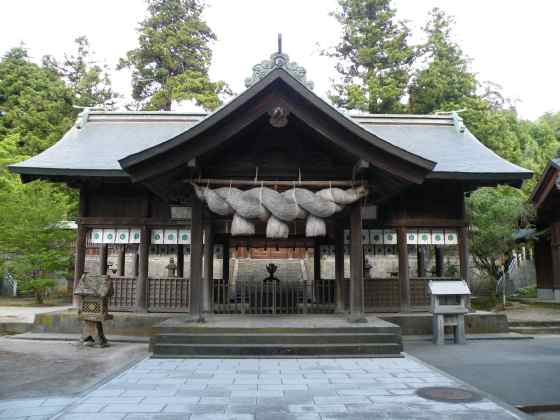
[1,0,558,120]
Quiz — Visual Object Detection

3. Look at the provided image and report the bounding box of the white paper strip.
[116,229,129,244]
[432,230,445,245]
[163,229,178,244]
[178,229,191,244]
[214,244,223,258]
[362,229,370,244]
[151,229,164,244]
[383,230,397,245]
[406,230,418,245]
[129,228,141,244]
[370,229,383,245]
[320,245,329,256]
[445,230,458,245]
[91,229,103,244]
[103,229,116,244]
[418,230,432,245]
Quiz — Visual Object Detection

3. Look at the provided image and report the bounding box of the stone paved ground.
[0,356,525,420]
[505,303,560,323]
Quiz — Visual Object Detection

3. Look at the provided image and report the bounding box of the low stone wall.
[32,309,509,337]
[379,312,509,335]
[32,309,175,337]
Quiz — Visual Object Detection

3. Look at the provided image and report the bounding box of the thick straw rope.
[191,182,368,238]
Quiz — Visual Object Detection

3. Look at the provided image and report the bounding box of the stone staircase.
[509,321,560,335]
[234,258,306,283]
[150,316,403,358]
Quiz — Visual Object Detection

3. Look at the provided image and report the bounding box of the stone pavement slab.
[0,356,528,419]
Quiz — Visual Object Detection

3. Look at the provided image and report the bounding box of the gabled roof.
[9,68,532,186]
[530,158,560,208]
[118,69,436,183]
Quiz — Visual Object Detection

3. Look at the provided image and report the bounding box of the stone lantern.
[428,280,471,345]
[74,273,113,347]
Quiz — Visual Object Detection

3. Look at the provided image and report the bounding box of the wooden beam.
[551,221,560,294]
[117,246,125,276]
[188,178,368,188]
[314,240,321,283]
[99,244,108,275]
[349,203,366,322]
[335,224,345,313]
[135,226,149,312]
[435,246,444,277]
[176,245,184,278]
[203,221,214,313]
[458,227,469,284]
[190,196,204,320]
[223,237,230,284]
[417,245,427,278]
[73,224,87,307]
[398,227,410,312]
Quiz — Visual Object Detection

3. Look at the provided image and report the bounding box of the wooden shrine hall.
[10,47,532,323]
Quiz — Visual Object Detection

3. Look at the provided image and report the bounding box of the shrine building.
[10,48,532,328]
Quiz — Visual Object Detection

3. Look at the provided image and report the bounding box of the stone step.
[151,342,403,357]
[509,320,560,327]
[509,326,560,335]
[154,332,401,345]
[154,326,401,335]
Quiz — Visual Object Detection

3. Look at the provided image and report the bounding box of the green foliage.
[20,278,57,304]
[515,286,537,298]
[326,0,415,113]
[43,36,119,109]
[408,8,477,114]
[118,0,229,111]
[0,175,74,301]
[0,47,76,156]
[466,186,533,282]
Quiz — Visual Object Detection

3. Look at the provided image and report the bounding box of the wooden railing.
[364,278,400,312]
[108,276,136,311]
[147,277,190,313]
[212,279,336,314]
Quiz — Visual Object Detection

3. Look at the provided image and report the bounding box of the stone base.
[32,309,510,337]
[537,288,555,300]
[80,320,109,347]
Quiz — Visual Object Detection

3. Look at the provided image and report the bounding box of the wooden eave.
[119,69,436,185]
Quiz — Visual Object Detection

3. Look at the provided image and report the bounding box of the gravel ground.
[0,337,148,399]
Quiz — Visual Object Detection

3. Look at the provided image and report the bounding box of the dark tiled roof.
[10,111,531,182]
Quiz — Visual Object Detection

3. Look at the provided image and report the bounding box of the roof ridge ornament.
[244,34,314,90]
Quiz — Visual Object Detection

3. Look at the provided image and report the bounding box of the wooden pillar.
[203,221,214,313]
[133,251,139,277]
[73,224,87,307]
[551,222,560,300]
[349,204,365,322]
[177,245,184,278]
[190,197,204,320]
[135,226,149,312]
[99,244,108,275]
[314,240,321,283]
[398,227,410,312]
[117,246,125,276]
[335,224,345,312]
[435,246,444,277]
[417,245,427,278]
[458,227,470,284]
[223,237,230,284]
